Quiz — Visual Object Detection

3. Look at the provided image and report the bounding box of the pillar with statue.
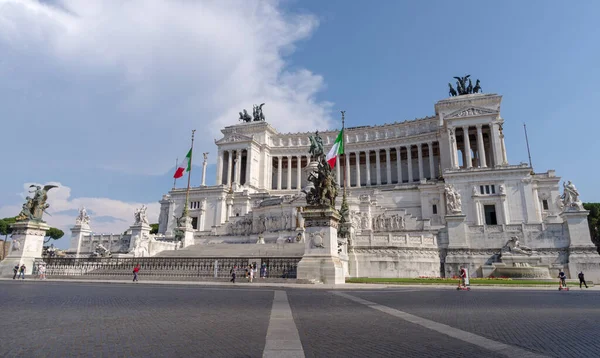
[296,126,345,284]
[0,185,57,276]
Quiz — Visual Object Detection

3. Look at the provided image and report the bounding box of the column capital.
[476,124,483,130]
[427,141,433,147]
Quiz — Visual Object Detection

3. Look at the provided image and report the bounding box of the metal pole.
[523,123,533,170]
[341,110,346,195]
[183,129,196,217]
[173,157,178,189]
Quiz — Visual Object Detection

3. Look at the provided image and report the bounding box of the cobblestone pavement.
[2,281,599,357]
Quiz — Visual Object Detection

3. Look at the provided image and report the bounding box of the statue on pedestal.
[76,207,91,226]
[448,75,482,96]
[444,184,462,215]
[560,180,584,211]
[303,131,338,207]
[134,205,149,225]
[15,185,58,222]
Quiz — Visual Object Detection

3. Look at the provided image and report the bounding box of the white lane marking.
[332,291,548,358]
[263,290,305,358]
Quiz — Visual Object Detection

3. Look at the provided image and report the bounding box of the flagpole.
[183,129,196,217]
[341,110,346,196]
[173,157,178,189]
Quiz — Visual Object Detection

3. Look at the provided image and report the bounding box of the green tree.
[0,217,17,241]
[45,227,65,244]
[584,203,600,254]
[150,223,159,234]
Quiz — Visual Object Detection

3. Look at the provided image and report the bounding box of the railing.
[41,257,299,279]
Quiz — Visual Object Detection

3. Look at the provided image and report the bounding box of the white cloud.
[0,0,333,174]
[0,182,159,237]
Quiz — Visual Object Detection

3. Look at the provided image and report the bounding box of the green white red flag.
[173,148,192,179]
[326,129,344,168]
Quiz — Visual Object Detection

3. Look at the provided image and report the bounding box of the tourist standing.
[458,266,467,289]
[12,264,19,279]
[578,271,588,288]
[17,264,26,279]
[230,266,237,283]
[260,263,267,279]
[133,264,140,282]
[249,265,255,283]
[38,263,46,280]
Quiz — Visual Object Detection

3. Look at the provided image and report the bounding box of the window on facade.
[432,204,437,215]
[542,199,549,211]
[480,185,496,195]
[191,217,198,230]
[484,205,498,225]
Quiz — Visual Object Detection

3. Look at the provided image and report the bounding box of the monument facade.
[59,80,599,281]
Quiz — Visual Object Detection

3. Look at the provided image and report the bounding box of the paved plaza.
[1,281,599,357]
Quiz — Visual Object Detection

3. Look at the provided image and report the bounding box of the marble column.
[476,125,487,168]
[385,148,392,185]
[366,150,371,186]
[395,147,402,184]
[499,123,508,165]
[407,145,413,183]
[201,153,208,186]
[428,142,435,179]
[345,153,351,188]
[355,152,361,188]
[296,156,302,191]
[463,126,472,168]
[287,155,292,190]
[375,150,381,185]
[245,148,252,186]
[417,143,424,180]
[226,150,233,186]
[449,128,459,169]
[216,150,223,185]
[235,150,242,184]
[277,156,282,190]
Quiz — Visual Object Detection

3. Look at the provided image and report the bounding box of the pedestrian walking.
[230,266,237,283]
[12,264,19,279]
[133,264,140,282]
[578,271,588,288]
[17,264,26,279]
[249,265,255,283]
[38,263,46,280]
[260,263,267,279]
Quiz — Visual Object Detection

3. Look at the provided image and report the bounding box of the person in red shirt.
[458,266,467,289]
[133,264,140,282]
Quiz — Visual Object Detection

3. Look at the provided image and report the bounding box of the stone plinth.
[128,223,151,251]
[0,220,49,276]
[297,206,345,284]
[445,215,468,248]
[176,216,195,248]
[67,224,92,257]
[561,210,594,248]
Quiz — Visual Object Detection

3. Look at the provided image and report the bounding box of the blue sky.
[1,1,598,248]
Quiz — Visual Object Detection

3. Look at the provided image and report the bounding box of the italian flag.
[173,148,192,179]
[326,129,344,168]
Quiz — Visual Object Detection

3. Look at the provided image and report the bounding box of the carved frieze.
[446,107,497,119]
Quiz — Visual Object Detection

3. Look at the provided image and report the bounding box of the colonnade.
[269,141,439,190]
[449,124,503,169]
[216,149,250,187]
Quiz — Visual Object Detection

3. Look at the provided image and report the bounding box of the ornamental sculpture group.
[15,185,58,222]
[448,75,482,97]
[302,131,338,207]
[239,103,266,122]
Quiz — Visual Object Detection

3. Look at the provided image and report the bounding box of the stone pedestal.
[0,221,49,276]
[297,206,345,284]
[445,215,468,248]
[67,224,92,257]
[178,216,195,248]
[561,210,600,280]
[128,223,151,252]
